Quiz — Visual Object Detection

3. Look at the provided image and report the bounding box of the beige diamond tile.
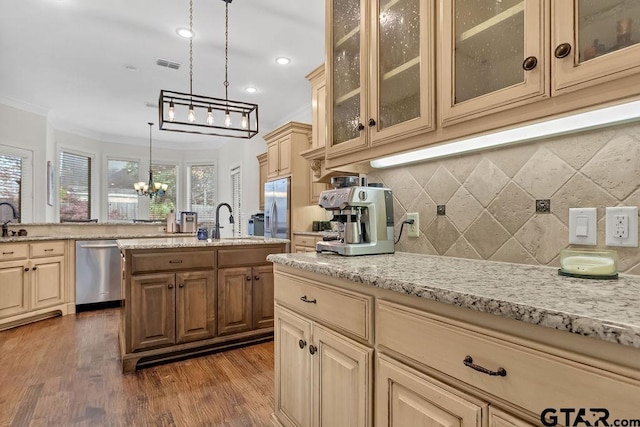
[484,142,538,178]
[376,168,402,190]
[425,216,460,255]
[513,147,574,199]
[625,260,640,275]
[515,215,567,264]
[490,238,538,265]
[406,161,440,188]
[545,127,614,169]
[551,173,617,225]
[447,187,484,233]
[613,246,640,273]
[622,187,640,206]
[621,121,640,141]
[444,237,481,260]
[424,166,460,204]
[390,168,423,210]
[464,158,510,207]
[581,132,640,200]
[400,233,437,255]
[487,182,535,234]
[405,191,437,232]
[464,212,510,259]
[443,152,482,183]
[392,196,405,225]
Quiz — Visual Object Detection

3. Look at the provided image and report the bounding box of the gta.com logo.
[541,408,640,426]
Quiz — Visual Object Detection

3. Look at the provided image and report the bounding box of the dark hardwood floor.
[0,309,274,426]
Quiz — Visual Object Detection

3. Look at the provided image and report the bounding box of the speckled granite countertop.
[267,252,640,348]
[0,233,179,242]
[117,236,289,250]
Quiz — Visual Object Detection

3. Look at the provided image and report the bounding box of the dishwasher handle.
[79,244,119,249]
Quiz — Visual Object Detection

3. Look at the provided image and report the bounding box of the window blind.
[0,154,22,221]
[190,164,216,223]
[59,151,91,221]
[107,159,139,221]
[231,166,242,236]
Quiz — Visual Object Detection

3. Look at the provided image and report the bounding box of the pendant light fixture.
[134,122,168,198]
[159,0,259,139]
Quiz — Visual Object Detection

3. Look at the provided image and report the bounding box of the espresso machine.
[315,185,395,256]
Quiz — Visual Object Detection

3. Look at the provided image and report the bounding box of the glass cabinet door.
[370,0,434,145]
[553,0,640,94]
[440,0,546,126]
[327,0,368,154]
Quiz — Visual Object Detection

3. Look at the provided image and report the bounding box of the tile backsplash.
[368,121,640,274]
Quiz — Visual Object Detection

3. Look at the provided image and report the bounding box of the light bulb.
[143,184,149,191]
[188,105,196,123]
[154,182,161,190]
[224,110,231,127]
[134,183,140,191]
[241,113,248,129]
[161,183,168,191]
[207,106,214,125]
[168,100,175,121]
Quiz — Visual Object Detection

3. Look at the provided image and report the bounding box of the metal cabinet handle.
[254,275,260,280]
[357,123,365,131]
[300,295,317,304]
[463,356,506,377]
[309,345,317,355]
[32,266,37,271]
[44,248,54,252]
[246,275,252,281]
[179,283,184,288]
[169,260,183,264]
[554,43,572,59]
[298,339,306,349]
[168,284,174,289]
[2,251,14,255]
[24,267,29,272]
[522,56,538,71]
[368,118,376,127]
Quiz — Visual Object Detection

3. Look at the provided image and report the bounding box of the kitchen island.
[268,252,640,427]
[117,236,288,373]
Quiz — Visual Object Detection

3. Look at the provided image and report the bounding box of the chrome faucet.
[0,202,19,238]
[212,203,234,240]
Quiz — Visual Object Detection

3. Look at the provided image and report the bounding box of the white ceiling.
[0,0,325,149]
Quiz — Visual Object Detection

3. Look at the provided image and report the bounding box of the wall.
[368,121,640,275]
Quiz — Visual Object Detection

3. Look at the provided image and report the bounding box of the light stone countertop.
[117,236,290,250]
[267,251,640,348]
[0,233,179,243]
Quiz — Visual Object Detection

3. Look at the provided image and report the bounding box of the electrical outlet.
[406,212,419,238]
[606,206,638,247]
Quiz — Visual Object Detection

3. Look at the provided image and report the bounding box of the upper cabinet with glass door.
[440,0,547,126]
[326,0,434,159]
[553,0,640,94]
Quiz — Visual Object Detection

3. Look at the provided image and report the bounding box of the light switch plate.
[568,208,597,245]
[606,206,638,247]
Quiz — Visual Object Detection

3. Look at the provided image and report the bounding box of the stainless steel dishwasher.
[75,240,121,310]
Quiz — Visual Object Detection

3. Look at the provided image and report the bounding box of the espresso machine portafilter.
[316,185,395,256]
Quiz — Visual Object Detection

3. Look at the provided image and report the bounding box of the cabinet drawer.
[377,300,640,420]
[30,241,65,258]
[275,273,372,342]
[0,244,28,261]
[218,245,284,268]
[293,235,316,248]
[131,251,215,274]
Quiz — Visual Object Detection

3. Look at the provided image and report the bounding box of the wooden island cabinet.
[118,238,286,373]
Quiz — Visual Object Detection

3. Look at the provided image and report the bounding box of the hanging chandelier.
[159,0,259,139]
[134,122,168,198]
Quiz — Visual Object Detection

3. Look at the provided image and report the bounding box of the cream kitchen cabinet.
[306,65,327,150]
[325,0,435,160]
[257,152,267,211]
[0,241,67,330]
[441,0,640,125]
[267,136,292,179]
[273,271,374,427]
[292,234,322,253]
[264,122,310,180]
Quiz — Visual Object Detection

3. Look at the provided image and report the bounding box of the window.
[149,163,177,220]
[59,151,91,221]
[189,164,216,223]
[231,166,242,236]
[107,159,139,221]
[0,154,22,221]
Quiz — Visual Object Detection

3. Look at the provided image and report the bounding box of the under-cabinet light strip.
[370,99,640,168]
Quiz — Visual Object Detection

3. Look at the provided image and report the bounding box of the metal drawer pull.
[32,266,37,271]
[44,248,54,252]
[246,275,252,281]
[254,275,260,280]
[169,260,183,264]
[300,295,316,304]
[298,339,306,349]
[24,267,29,272]
[309,345,317,355]
[3,251,14,255]
[463,356,507,377]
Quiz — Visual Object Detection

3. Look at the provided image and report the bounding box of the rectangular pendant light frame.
[159,90,259,139]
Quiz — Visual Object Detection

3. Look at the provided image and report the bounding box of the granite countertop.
[117,236,290,250]
[0,233,183,242]
[267,251,640,348]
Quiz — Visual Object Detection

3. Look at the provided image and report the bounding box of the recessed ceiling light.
[245,87,258,93]
[123,64,138,72]
[275,57,291,65]
[176,27,194,38]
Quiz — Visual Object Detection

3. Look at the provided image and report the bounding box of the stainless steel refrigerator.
[264,177,290,239]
